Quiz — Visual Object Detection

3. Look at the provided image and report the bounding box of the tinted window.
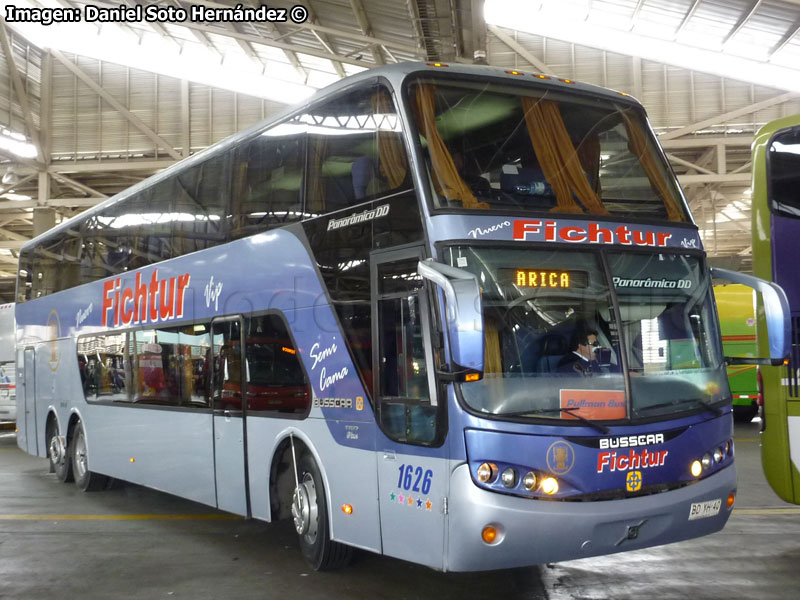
[79,325,212,409]
[244,314,310,415]
[230,117,307,239]
[305,85,410,215]
[769,126,800,218]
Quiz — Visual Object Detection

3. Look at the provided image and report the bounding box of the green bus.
[713,284,759,423]
[752,115,800,505]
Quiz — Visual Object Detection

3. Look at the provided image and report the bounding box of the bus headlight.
[713,447,724,464]
[501,468,517,488]
[701,453,713,470]
[477,462,498,483]
[522,471,538,491]
[690,460,702,477]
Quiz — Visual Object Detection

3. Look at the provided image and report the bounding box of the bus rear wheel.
[47,420,73,483]
[291,452,353,571]
[70,420,108,492]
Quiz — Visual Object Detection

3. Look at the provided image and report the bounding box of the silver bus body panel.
[445,462,735,571]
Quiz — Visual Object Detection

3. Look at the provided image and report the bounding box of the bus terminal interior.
[1,1,800,598]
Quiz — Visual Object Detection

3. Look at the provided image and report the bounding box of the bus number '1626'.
[397,464,433,495]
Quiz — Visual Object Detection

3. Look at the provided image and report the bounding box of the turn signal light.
[481,526,497,544]
[727,493,735,508]
[464,372,481,382]
[342,504,353,515]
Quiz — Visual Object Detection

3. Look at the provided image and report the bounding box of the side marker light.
[481,526,497,544]
[130,457,135,463]
[342,504,353,515]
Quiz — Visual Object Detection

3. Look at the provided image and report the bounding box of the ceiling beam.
[660,135,752,149]
[51,50,184,161]
[674,0,702,38]
[0,21,45,166]
[678,173,751,184]
[350,0,384,65]
[768,20,800,59]
[721,0,763,46]
[49,173,108,198]
[659,92,800,141]
[488,25,553,74]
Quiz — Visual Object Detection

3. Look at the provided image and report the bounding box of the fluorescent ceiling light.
[6,5,316,105]
[484,0,800,92]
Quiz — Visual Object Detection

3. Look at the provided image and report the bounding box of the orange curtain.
[521,98,609,215]
[576,133,601,196]
[484,318,503,374]
[372,90,408,190]
[308,135,327,214]
[414,84,488,210]
[620,111,684,222]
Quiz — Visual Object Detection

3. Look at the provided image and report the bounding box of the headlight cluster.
[690,439,734,478]
[475,462,560,496]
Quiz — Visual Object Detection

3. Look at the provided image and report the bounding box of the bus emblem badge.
[626,470,642,492]
[356,396,364,411]
[546,441,575,475]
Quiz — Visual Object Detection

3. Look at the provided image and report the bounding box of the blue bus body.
[16,63,738,571]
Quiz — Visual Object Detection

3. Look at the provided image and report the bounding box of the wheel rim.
[291,472,319,543]
[48,434,61,468]
[73,430,88,481]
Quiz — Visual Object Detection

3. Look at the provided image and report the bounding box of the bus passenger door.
[211,317,250,517]
[19,348,36,453]
[372,248,449,569]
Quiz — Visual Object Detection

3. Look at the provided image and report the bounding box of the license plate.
[688,498,722,520]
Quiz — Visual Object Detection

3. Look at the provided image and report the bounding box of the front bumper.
[446,462,736,571]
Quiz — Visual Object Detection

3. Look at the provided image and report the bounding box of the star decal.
[398,494,405,503]
[425,500,432,511]
[408,496,414,505]
[390,492,396,502]
[416,498,423,508]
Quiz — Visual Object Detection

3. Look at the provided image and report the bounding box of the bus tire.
[47,419,73,483]
[292,452,353,571]
[70,420,108,492]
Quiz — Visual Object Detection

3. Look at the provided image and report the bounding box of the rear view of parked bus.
[752,115,800,504]
[713,284,760,422]
[15,63,790,572]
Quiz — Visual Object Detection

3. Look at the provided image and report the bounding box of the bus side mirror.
[417,259,484,375]
[711,267,790,365]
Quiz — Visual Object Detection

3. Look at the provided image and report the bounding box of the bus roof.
[21,62,643,254]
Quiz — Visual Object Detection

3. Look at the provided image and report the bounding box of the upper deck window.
[407,77,688,222]
[768,125,800,219]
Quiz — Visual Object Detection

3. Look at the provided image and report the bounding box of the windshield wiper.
[496,406,611,434]
[634,397,724,418]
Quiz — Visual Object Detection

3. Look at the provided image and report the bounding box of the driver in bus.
[557,329,603,376]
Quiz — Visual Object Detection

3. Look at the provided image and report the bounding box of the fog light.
[701,453,712,470]
[540,476,559,495]
[690,460,702,477]
[522,471,538,491]
[727,492,735,508]
[501,468,517,488]
[482,526,497,544]
[713,447,724,463]
[477,462,497,483]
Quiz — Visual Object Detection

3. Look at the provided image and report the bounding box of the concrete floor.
[0,420,798,600]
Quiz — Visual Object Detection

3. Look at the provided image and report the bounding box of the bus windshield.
[444,246,727,422]
[408,77,689,222]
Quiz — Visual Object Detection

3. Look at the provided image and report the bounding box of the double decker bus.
[752,114,800,504]
[15,63,789,571]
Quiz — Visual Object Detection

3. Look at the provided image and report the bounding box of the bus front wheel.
[47,420,73,483]
[291,452,353,570]
[70,420,108,492]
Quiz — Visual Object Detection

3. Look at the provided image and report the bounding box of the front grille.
[558,480,693,502]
